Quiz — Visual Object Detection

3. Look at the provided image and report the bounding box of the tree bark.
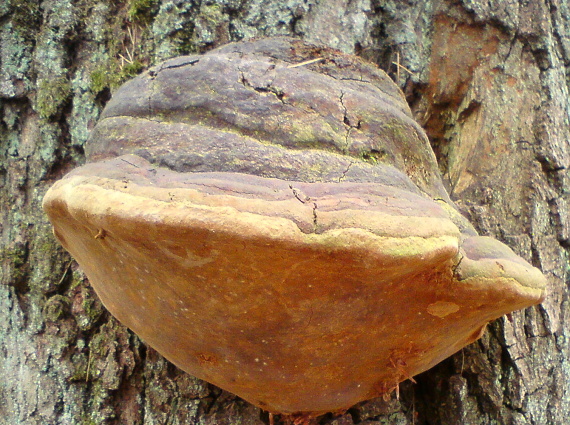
[1,1,568,424]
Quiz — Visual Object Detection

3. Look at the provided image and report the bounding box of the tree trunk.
[1,1,568,424]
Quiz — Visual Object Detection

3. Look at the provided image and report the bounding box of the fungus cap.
[43,37,547,416]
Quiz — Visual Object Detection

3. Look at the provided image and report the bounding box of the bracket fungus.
[43,38,546,416]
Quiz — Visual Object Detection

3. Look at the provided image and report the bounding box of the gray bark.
[1,1,568,424]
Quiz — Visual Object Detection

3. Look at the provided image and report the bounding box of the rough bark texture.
[0,1,568,425]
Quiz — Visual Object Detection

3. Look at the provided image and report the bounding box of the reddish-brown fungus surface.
[43,37,546,416]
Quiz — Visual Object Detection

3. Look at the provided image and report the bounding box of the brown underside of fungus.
[43,37,547,416]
